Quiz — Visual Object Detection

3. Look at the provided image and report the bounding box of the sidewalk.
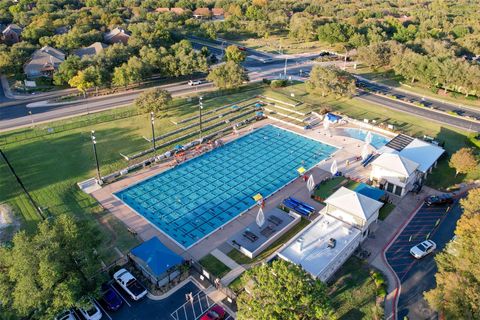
[211,249,246,286]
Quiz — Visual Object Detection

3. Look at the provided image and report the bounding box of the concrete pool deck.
[91,118,385,260]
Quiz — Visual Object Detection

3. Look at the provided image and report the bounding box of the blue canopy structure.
[326,113,342,123]
[130,237,183,277]
[255,103,263,108]
[354,183,385,201]
[174,145,184,151]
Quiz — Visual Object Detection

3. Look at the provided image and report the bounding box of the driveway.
[385,199,463,319]
[96,280,233,320]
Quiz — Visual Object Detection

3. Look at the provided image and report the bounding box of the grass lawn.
[378,203,396,221]
[329,257,379,320]
[0,84,265,266]
[313,176,347,200]
[199,254,231,279]
[227,217,311,265]
[352,66,480,109]
[344,180,361,190]
[227,274,244,294]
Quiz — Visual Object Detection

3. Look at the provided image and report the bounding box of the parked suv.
[425,194,454,206]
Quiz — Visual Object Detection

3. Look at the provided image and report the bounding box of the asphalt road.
[356,78,480,120]
[386,199,463,320]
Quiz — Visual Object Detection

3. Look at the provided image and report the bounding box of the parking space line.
[94,298,112,320]
[111,285,131,307]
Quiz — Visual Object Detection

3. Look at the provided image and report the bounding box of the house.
[24,46,65,78]
[170,7,185,15]
[2,24,22,44]
[129,237,184,287]
[371,134,444,197]
[278,188,383,282]
[104,27,130,44]
[193,8,212,19]
[73,42,108,58]
[155,7,170,13]
[212,8,225,20]
[370,153,420,197]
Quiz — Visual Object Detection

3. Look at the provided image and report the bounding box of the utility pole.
[90,130,102,183]
[150,112,156,154]
[199,96,203,140]
[0,148,45,220]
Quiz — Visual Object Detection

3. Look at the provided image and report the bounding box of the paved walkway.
[211,249,246,286]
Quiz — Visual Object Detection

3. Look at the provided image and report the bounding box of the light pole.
[28,110,34,126]
[150,112,156,153]
[199,96,203,140]
[90,130,101,183]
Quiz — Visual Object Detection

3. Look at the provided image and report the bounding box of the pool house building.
[278,188,383,282]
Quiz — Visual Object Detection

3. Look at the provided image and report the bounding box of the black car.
[425,194,454,206]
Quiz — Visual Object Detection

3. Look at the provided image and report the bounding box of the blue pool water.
[115,125,337,248]
[343,128,391,149]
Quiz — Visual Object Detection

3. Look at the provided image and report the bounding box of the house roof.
[155,7,170,13]
[104,27,130,41]
[399,139,444,173]
[2,23,22,35]
[24,46,65,75]
[212,8,225,15]
[325,187,384,221]
[371,153,419,177]
[170,7,185,14]
[130,237,183,277]
[73,42,108,58]
[193,8,211,16]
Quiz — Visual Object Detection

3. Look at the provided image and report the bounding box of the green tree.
[134,88,172,114]
[0,215,100,320]
[289,13,315,41]
[306,65,356,98]
[224,45,246,64]
[237,259,335,320]
[53,55,83,86]
[206,61,248,89]
[112,63,130,88]
[424,188,480,319]
[317,22,355,44]
[449,148,478,176]
[68,68,95,97]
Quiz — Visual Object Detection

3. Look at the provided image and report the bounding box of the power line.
[0,148,45,220]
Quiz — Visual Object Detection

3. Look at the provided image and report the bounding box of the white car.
[55,310,76,320]
[79,300,102,320]
[188,79,203,86]
[113,268,148,301]
[410,240,436,259]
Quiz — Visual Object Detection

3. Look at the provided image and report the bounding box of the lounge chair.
[260,225,276,237]
[268,215,283,226]
[243,230,258,242]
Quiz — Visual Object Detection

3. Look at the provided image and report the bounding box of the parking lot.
[93,280,233,320]
[385,197,464,319]
[385,202,452,281]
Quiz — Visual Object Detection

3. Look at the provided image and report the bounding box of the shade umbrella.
[256,207,265,228]
[307,175,315,192]
[365,131,372,145]
[323,117,330,130]
[361,144,370,161]
[330,159,338,176]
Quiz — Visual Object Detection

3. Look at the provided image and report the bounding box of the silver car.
[410,240,436,259]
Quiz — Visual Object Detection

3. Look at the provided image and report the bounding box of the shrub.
[262,78,271,84]
[319,106,331,115]
[270,79,287,88]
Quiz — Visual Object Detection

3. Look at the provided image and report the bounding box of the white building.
[370,135,444,197]
[278,188,383,282]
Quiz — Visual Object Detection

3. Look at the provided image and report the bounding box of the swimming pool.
[342,128,391,149]
[115,125,337,248]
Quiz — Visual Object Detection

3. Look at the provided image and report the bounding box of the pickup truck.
[113,269,147,301]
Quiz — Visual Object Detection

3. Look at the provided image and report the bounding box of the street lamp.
[150,112,156,153]
[199,96,203,140]
[90,130,102,183]
[28,110,34,126]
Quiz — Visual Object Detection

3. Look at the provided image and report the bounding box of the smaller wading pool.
[341,128,391,149]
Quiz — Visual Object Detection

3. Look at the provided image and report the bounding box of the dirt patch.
[0,203,21,242]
